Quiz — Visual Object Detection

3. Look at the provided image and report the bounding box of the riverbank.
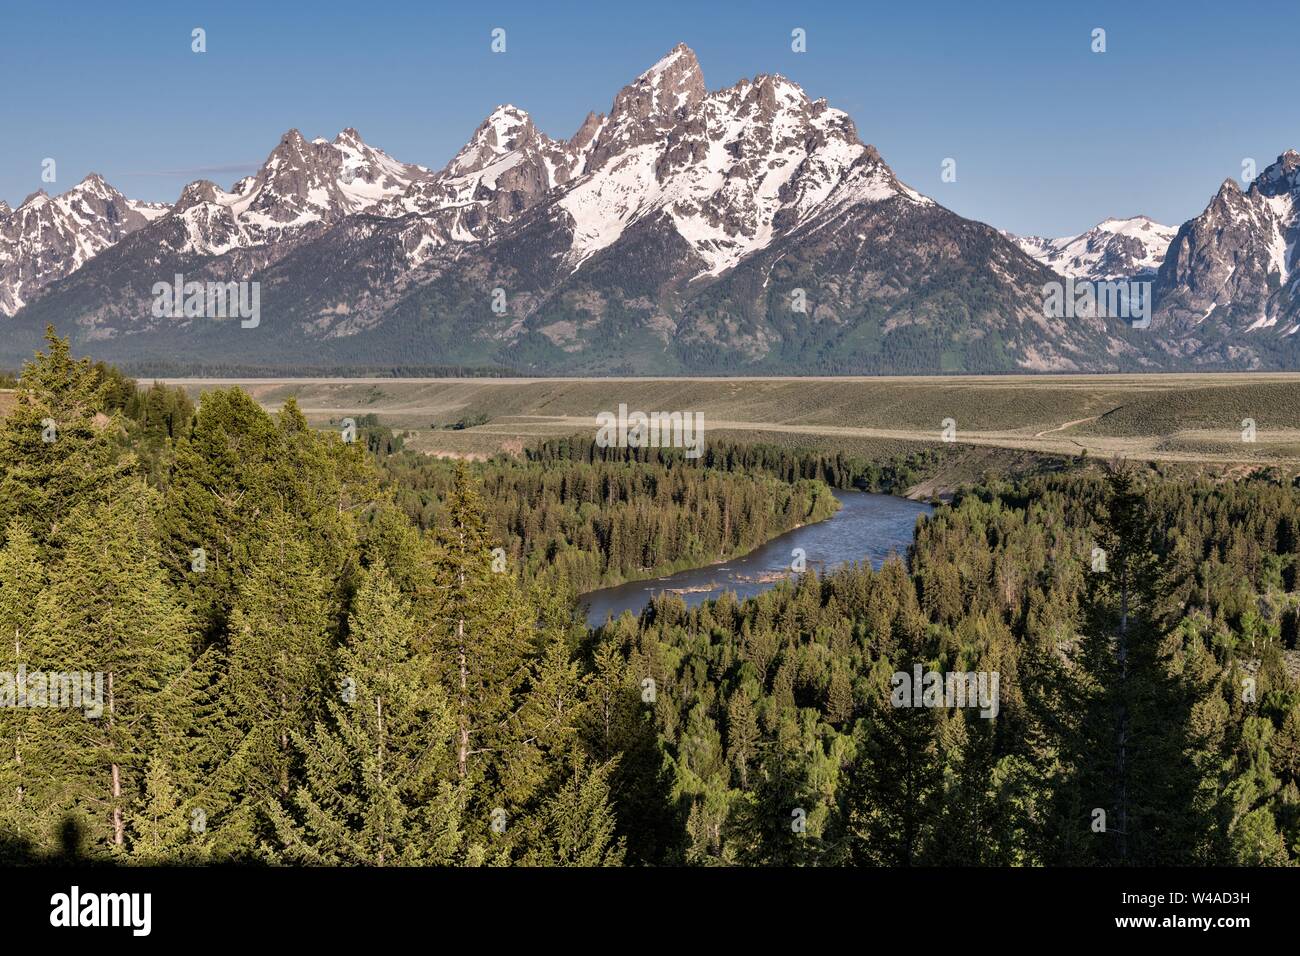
[580,490,932,627]
[567,478,842,597]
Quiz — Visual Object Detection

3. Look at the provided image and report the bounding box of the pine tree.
[1072,462,1203,864]
[585,637,683,864]
[269,561,462,865]
[1089,462,1152,863]
[159,387,284,644]
[0,524,50,852]
[160,390,366,648]
[839,692,942,866]
[1231,806,1289,864]
[147,644,251,861]
[127,757,194,863]
[0,328,133,548]
[729,743,821,866]
[223,513,336,822]
[34,488,191,853]
[825,664,854,727]
[500,587,590,818]
[520,754,625,867]
[928,712,1004,864]
[726,690,759,788]
[426,463,532,833]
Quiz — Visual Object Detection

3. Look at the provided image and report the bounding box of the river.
[580,489,933,627]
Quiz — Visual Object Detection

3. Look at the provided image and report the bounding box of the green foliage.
[1,332,1297,868]
[383,441,841,595]
[269,562,462,865]
[0,328,135,547]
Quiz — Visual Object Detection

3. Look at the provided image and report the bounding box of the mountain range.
[3,43,1298,374]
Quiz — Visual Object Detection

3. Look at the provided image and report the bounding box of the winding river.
[580,489,932,627]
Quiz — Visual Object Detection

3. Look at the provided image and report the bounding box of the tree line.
[523,435,952,496]
[379,444,839,595]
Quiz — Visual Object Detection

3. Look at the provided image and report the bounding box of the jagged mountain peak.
[1214,177,1243,199]
[1013,215,1177,280]
[1,172,162,315]
[486,104,531,125]
[72,171,116,194]
[570,111,604,144]
[634,42,704,97]
[740,71,798,93]
[174,179,228,211]
[15,174,134,212]
[445,105,543,177]
[1253,150,1300,196]
[159,125,435,257]
[333,127,366,147]
[586,44,708,171]
[1155,147,1299,339]
[554,46,910,278]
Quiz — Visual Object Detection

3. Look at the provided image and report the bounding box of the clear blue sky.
[1,0,1294,237]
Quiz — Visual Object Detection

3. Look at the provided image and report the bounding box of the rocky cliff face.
[1152,151,1300,364]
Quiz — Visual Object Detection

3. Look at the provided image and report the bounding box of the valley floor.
[150,373,1300,481]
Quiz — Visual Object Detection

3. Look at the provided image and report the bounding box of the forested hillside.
[600,469,1300,864]
[0,330,1295,866]
[0,332,631,864]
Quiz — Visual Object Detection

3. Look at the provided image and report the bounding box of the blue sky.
[1,0,1294,237]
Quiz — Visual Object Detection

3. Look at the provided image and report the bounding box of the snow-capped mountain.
[0,129,431,318]
[4,45,1299,373]
[366,42,934,281]
[550,45,933,278]
[368,104,590,260]
[1153,151,1300,353]
[1013,216,1176,280]
[0,174,166,315]
[166,127,433,257]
